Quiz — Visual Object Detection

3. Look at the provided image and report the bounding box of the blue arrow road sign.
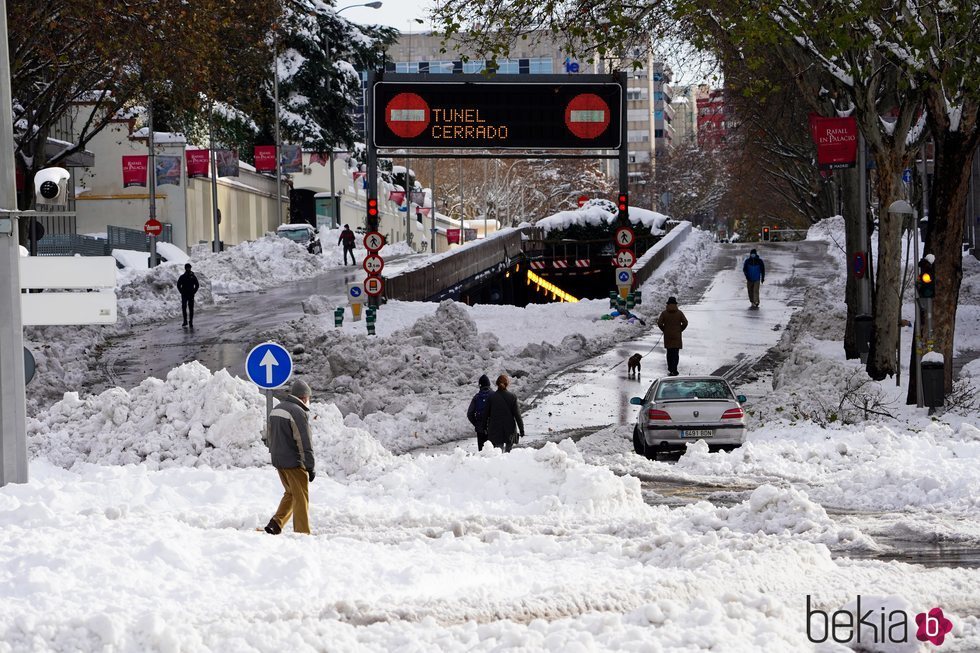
[245,342,293,389]
[349,286,363,299]
[618,271,630,283]
[902,169,912,183]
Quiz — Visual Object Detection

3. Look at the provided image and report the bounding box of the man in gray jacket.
[263,379,316,535]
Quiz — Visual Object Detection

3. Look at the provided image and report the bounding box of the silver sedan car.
[630,375,747,458]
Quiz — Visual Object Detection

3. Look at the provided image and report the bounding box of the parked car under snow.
[276,223,322,255]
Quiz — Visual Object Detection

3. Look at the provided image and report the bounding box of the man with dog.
[656,297,688,376]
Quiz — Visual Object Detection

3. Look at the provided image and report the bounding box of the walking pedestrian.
[263,379,316,535]
[466,374,494,451]
[484,374,525,452]
[743,249,766,309]
[176,263,199,329]
[338,224,357,266]
[656,297,689,376]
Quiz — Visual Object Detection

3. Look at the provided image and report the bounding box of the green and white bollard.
[334,307,344,328]
[634,290,642,305]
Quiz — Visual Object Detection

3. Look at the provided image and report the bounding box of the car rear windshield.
[653,380,733,401]
[277,229,309,242]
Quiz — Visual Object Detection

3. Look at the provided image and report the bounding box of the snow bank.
[28,362,395,480]
[535,204,669,235]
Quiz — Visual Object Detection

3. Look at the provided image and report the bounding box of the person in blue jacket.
[743,249,766,309]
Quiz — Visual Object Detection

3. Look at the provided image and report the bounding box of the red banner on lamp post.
[122,155,148,187]
[254,145,276,172]
[186,150,210,178]
[808,114,858,170]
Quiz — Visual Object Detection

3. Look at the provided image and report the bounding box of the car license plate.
[681,429,713,438]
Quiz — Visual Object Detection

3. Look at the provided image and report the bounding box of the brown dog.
[627,353,642,379]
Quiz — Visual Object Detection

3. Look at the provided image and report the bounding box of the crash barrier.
[632,221,692,287]
[385,228,529,301]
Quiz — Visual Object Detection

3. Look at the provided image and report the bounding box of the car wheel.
[632,427,644,455]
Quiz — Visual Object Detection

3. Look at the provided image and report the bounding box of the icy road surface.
[522,242,828,438]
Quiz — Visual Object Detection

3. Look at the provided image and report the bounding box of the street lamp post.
[323,2,383,227]
[889,199,924,406]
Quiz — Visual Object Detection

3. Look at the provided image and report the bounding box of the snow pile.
[535,204,669,235]
[278,300,648,453]
[114,235,340,325]
[27,362,395,480]
[375,440,644,518]
[687,480,876,549]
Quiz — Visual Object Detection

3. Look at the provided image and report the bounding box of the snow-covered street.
[4,222,980,651]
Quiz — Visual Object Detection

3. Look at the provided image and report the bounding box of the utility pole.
[273,34,284,227]
[147,104,158,267]
[208,104,221,252]
[0,0,29,485]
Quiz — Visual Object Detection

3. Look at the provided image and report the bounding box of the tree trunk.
[841,167,863,358]
[925,133,979,392]
[866,165,904,380]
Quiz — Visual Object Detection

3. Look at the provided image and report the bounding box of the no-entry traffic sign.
[577,195,589,207]
[565,93,611,140]
[364,232,384,252]
[364,276,384,297]
[385,93,430,138]
[363,254,384,275]
[144,219,163,236]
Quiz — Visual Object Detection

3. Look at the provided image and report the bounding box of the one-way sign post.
[245,342,294,445]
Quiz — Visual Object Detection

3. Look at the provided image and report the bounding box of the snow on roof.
[276,223,314,231]
[130,128,187,144]
[535,205,669,235]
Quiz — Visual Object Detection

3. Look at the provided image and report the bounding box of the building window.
[429,60,454,74]
[528,57,553,74]
[463,60,485,73]
[497,60,519,74]
[395,62,419,73]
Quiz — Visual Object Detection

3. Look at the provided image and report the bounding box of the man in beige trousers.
[263,379,316,535]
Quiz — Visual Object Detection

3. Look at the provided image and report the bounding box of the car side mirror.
[629,397,643,405]
[737,395,747,404]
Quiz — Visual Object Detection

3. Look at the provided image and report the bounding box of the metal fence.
[107,224,173,251]
[37,234,110,257]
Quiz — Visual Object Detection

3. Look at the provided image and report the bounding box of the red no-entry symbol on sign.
[144,219,163,236]
[565,94,611,140]
[385,93,430,139]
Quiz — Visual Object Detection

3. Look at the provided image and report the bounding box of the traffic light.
[617,193,628,220]
[918,256,935,298]
[762,226,770,241]
[367,197,379,229]
[34,167,70,205]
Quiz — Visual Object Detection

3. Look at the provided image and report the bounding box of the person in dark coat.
[176,263,199,328]
[263,379,316,535]
[466,374,494,451]
[338,224,357,266]
[743,249,766,309]
[484,374,525,452]
[656,297,689,376]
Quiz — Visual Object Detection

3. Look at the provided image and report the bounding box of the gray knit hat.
[289,379,312,399]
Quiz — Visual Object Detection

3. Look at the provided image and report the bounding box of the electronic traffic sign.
[373,75,622,150]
